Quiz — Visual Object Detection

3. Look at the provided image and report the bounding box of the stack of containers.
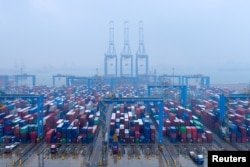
[205,131,213,143]
[179,126,187,143]
[247,127,250,142]
[4,120,13,136]
[119,124,125,143]
[136,108,141,119]
[144,120,150,143]
[129,120,135,143]
[29,125,38,143]
[13,126,20,141]
[239,126,247,143]
[125,129,129,143]
[201,110,217,129]
[20,125,29,143]
[236,130,242,142]
[186,126,192,142]
[191,126,197,142]
[46,129,55,143]
[169,126,177,143]
[196,126,204,143]
[81,126,88,143]
[134,120,140,143]
[182,112,190,124]
[87,126,93,143]
[150,125,156,143]
[67,125,72,143]
[229,124,237,142]
[0,124,3,137]
[71,126,79,143]
[56,122,63,143]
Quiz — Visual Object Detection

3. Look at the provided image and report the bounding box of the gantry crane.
[158,74,182,85]
[136,21,148,77]
[147,84,187,107]
[14,74,36,88]
[105,21,118,77]
[120,21,133,77]
[182,74,210,88]
[52,74,74,87]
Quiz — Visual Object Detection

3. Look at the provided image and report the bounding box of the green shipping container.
[153,115,159,120]
[135,138,139,143]
[0,136,5,143]
[20,125,29,134]
[170,108,176,113]
[61,138,67,144]
[12,119,21,126]
[87,134,93,138]
[180,126,187,134]
[94,118,99,125]
[116,105,120,110]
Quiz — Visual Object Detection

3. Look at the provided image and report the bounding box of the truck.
[189,151,204,165]
[4,142,20,154]
[50,144,61,154]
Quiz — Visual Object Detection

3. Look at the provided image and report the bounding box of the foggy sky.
[0,0,250,84]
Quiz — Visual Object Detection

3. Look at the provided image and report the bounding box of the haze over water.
[1,1,250,86]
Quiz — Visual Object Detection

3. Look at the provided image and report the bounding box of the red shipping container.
[242,137,246,143]
[191,127,197,136]
[239,126,247,137]
[186,126,192,134]
[164,107,170,114]
[181,133,187,139]
[234,114,244,122]
[135,126,139,131]
[135,131,140,138]
[164,120,171,128]
[163,127,167,136]
[236,107,246,115]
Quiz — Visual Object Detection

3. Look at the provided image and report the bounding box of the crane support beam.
[147,85,187,107]
[158,75,181,85]
[15,74,36,88]
[182,75,210,88]
[52,74,74,87]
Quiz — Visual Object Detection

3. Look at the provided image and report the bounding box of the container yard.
[1,74,250,167]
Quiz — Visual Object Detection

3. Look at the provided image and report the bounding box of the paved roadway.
[89,104,113,166]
